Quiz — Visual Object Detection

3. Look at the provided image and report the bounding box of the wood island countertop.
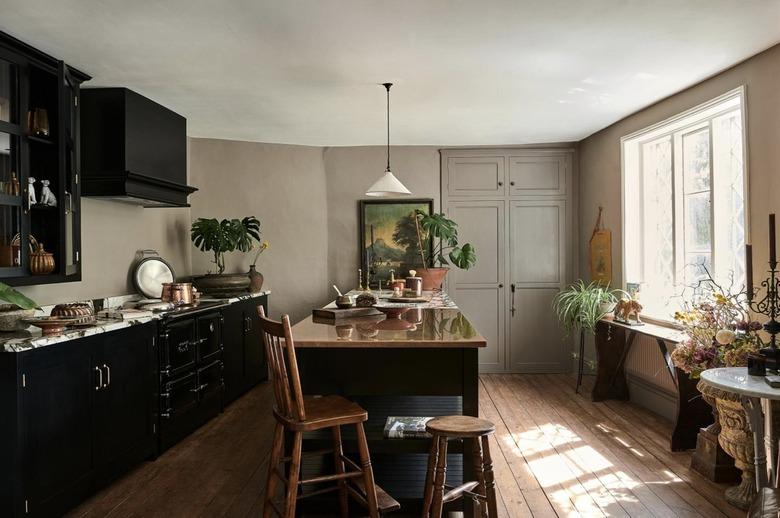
[291,307,486,348]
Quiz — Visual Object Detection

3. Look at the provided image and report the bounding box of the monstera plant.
[412,210,477,289]
[190,216,261,296]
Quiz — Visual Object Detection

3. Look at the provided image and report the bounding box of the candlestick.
[746,244,754,300]
[770,214,776,266]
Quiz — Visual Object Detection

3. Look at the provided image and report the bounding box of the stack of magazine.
[384,416,433,439]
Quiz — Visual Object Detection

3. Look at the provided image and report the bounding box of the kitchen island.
[291,301,486,515]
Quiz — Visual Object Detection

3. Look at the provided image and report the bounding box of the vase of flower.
[246,240,269,294]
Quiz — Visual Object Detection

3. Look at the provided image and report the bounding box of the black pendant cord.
[383,82,392,172]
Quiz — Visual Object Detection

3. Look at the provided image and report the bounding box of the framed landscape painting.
[359,199,434,288]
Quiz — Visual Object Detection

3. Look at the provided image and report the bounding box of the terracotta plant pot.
[192,273,250,297]
[417,267,449,290]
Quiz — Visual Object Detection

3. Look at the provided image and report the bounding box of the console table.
[591,317,713,451]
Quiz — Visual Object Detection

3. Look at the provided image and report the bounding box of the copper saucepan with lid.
[161,282,194,305]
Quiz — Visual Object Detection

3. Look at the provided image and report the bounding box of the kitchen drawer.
[160,372,198,419]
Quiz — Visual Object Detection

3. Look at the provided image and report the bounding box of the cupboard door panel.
[510,200,565,286]
[94,324,156,475]
[447,201,504,284]
[445,156,505,196]
[454,286,505,372]
[508,288,566,372]
[509,154,567,195]
[244,297,267,386]
[20,343,94,513]
[447,200,505,372]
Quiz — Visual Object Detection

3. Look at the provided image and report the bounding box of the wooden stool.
[421,416,498,518]
[258,307,400,517]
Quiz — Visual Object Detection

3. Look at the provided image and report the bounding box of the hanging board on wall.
[589,206,612,285]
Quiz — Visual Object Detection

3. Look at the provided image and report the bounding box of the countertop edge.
[2,291,271,353]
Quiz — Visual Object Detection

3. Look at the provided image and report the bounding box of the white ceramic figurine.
[40,179,57,207]
[28,177,36,206]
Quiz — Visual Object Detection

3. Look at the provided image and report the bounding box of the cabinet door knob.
[510,181,515,186]
[498,284,504,288]
[497,181,503,186]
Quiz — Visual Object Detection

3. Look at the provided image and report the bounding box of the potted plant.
[412,210,477,289]
[191,216,261,296]
[0,282,38,332]
[552,280,626,336]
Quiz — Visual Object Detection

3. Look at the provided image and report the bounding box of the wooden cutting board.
[385,296,431,304]
[312,306,382,320]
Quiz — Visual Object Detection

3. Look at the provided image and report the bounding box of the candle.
[746,244,753,300]
[770,214,777,266]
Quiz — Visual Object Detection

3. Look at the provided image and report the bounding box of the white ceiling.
[2,0,779,146]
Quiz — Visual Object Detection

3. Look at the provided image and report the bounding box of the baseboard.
[626,373,677,421]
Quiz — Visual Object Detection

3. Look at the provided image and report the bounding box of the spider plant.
[552,280,627,336]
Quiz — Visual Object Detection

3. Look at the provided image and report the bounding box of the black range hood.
[81,87,197,207]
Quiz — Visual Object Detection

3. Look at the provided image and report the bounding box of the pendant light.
[365,82,412,197]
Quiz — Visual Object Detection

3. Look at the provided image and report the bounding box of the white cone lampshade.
[365,170,411,197]
[365,83,412,197]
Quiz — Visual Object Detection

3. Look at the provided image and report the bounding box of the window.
[622,88,747,320]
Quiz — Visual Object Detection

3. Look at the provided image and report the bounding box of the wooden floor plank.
[545,374,739,518]
[68,374,741,518]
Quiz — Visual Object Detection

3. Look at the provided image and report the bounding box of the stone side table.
[700,367,780,509]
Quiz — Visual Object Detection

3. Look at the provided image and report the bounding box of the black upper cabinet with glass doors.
[0,31,90,286]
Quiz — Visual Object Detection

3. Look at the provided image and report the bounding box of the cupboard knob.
[497,181,503,186]
[498,284,504,288]
[510,181,515,186]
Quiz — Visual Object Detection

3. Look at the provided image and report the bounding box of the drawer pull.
[94,366,102,391]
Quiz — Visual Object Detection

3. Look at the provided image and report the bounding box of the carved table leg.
[742,396,768,488]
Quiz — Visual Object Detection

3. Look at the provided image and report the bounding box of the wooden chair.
[258,307,400,517]
[421,416,499,518]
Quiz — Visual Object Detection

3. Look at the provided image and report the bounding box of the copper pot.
[168,283,193,305]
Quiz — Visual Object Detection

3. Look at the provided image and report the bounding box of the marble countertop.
[700,367,780,400]
[291,291,482,349]
[1,290,271,353]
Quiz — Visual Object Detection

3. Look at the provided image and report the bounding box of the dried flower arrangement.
[671,271,762,378]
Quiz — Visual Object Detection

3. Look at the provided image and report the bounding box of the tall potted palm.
[413,210,477,289]
[191,216,261,296]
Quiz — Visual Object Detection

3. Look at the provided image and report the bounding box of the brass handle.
[94,366,102,391]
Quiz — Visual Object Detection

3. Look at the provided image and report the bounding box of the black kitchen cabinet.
[92,324,157,482]
[223,295,268,404]
[18,337,94,517]
[0,322,157,517]
[0,31,90,286]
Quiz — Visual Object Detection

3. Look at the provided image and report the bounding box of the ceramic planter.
[418,267,449,290]
[0,305,35,332]
[192,273,250,297]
